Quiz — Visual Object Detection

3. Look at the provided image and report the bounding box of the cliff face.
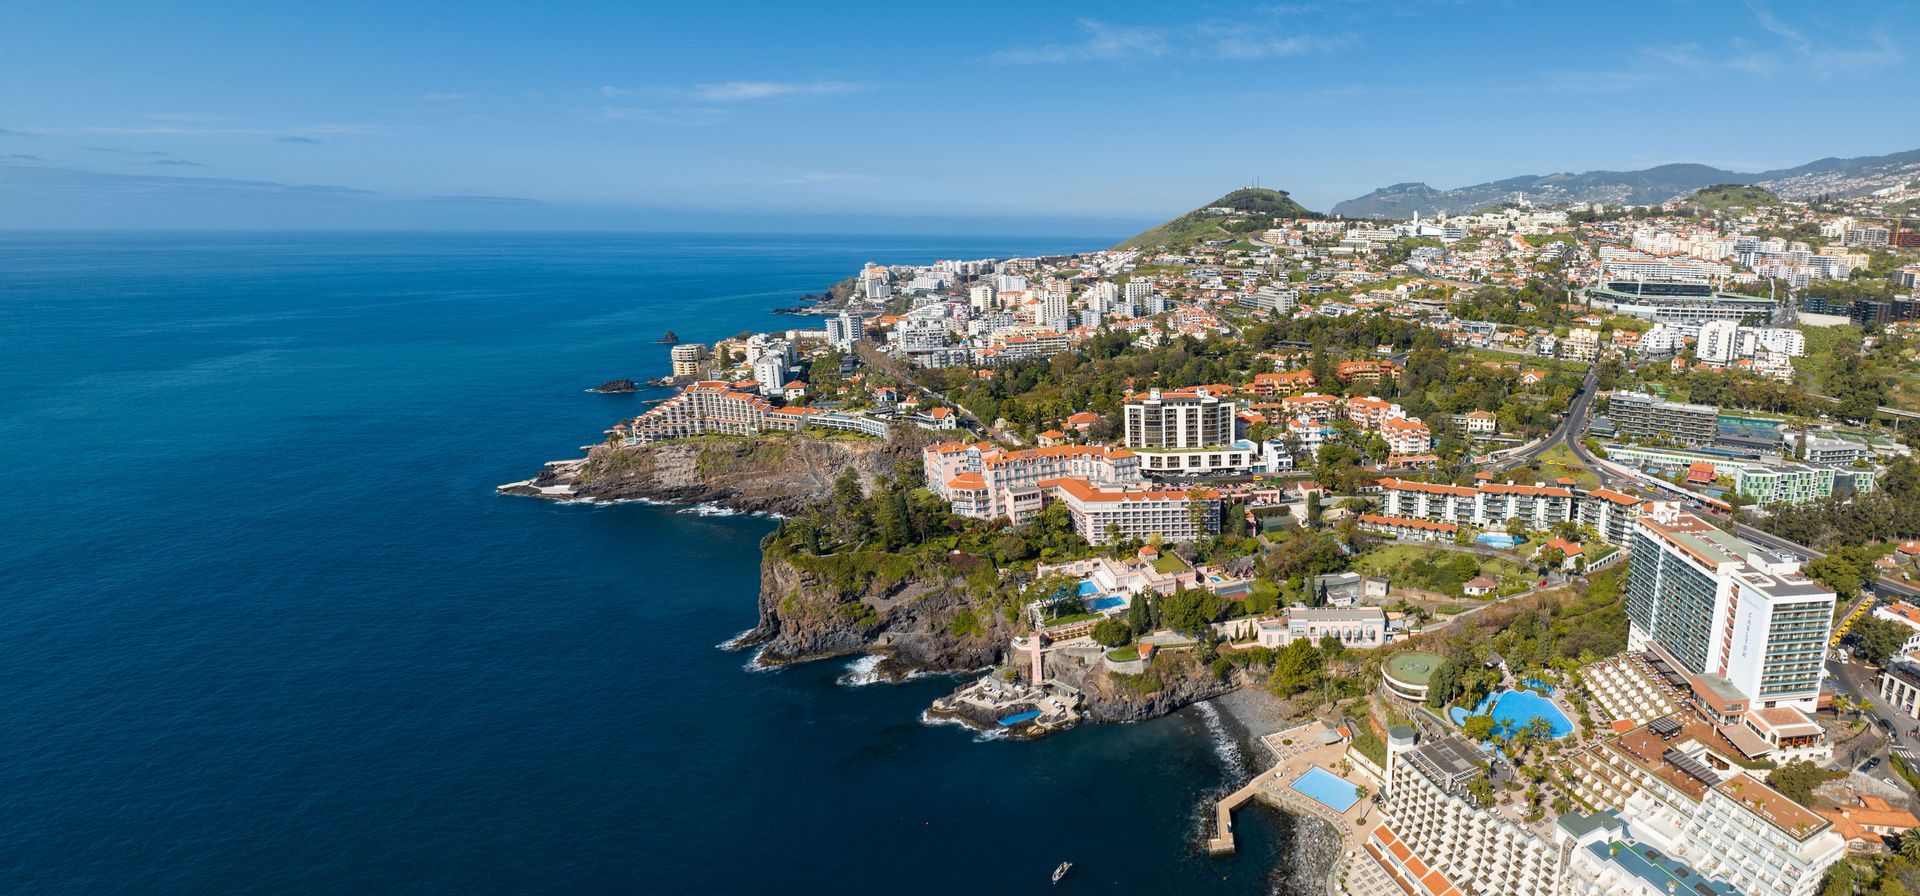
[506,434,902,516]
[749,551,1009,673]
[1056,653,1238,723]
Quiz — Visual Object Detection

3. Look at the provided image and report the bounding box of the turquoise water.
[1087,596,1127,612]
[997,710,1044,726]
[1474,533,1522,548]
[1,232,1303,894]
[1288,767,1360,812]
[1457,690,1573,739]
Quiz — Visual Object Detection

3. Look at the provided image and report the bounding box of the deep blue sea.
[0,232,1293,894]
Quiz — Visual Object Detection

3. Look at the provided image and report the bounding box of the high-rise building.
[1125,387,1235,449]
[669,343,709,378]
[1625,503,1834,710]
[1605,391,1718,446]
[1369,734,1562,896]
[1695,319,1739,365]
[1123,386,1256,476]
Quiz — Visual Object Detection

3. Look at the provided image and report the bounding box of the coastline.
[1200,688,1347,895]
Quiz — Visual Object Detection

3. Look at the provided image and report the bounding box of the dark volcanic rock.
[588,378,639,393]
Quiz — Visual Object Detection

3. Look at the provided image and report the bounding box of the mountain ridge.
[1330,147,1920,219]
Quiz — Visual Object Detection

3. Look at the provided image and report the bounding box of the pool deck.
[1207,721,1380,860]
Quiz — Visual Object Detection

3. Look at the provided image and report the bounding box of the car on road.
[1862,756,1883,771]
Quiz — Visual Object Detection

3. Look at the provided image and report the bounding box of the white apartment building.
[1370,734,1563,896]
[1376,478,1645,544]
[1696,319,1740,364]
[1625,503,1834,711]
[1031,477,1220,544]
[1123,386,1262,475]
[1562,717,1844,896]
[922,442,1142,520]
[1600,247,1734,283]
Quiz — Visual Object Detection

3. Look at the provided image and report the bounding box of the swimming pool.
[1474,533,1522,549]
[1458,689,1573,739]
[1288,766,1361,812]
[996,709,1042,727]
[1086,596,1126,612]
[1076,581,1100,596]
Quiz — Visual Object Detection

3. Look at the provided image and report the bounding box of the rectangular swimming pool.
[1288,766,1361,812]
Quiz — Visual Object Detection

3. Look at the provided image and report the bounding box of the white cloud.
[600,81,865,102]
[1540,7,1902,92]
[990,17,1350,64]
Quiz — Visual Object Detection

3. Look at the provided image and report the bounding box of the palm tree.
[1525,716,1556,741]
[1901,831,1920,863]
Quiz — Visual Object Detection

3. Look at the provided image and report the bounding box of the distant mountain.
[1116,187,1316,250]
[1330,148,1920,219]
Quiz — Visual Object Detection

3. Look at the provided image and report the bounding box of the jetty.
[1206,720,1377,859]
[1206,777,1265,854]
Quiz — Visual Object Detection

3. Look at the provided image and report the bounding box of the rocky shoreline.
[503,431,1334,889]
[501,434,1255,729]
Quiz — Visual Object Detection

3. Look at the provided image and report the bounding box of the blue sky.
[2,0,1916,231]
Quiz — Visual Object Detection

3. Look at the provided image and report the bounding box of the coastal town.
[511,178,1920,896]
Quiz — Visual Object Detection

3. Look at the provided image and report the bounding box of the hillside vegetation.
[1116,188,1316,250]
[1682,183,1782,212]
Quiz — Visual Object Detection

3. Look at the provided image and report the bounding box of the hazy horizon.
[4,1,1917,230]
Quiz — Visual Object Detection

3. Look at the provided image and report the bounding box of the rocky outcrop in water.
[501,433,908,516]
[587,379,639,393]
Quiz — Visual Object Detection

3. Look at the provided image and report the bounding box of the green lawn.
[1151,553,1189,574]
[1522,443,1599,488]
[1355,543,1534,599]
[1045,612,1099,627]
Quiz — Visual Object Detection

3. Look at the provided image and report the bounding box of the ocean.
[0,231,1297,894]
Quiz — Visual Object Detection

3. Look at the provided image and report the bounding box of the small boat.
[1052,861,1072,884]
[656,330,680,344]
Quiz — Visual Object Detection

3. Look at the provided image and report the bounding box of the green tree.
[1462,714,1497,741]
[1850,615,1911,667]
[1901,832,1920,863]
[1127,593,1152,636]
[1268,639,1325,697]
[1089,618,1132,647]
[1159,587,1223,634]
[1767,760,1840,804]
[1425,658,1462,709]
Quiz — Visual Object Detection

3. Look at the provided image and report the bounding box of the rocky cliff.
[745,549,1011,673]
[502,432,921,516]
[1058,652,1239,722]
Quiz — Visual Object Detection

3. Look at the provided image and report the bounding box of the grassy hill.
[1681,183,1783,213]
[1116,188,1317,250]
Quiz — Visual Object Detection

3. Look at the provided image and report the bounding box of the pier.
[1205,719,1382,875]
[1206,777,1265,854]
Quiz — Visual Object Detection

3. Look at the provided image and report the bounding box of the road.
[1729,521,1920,603]
[1826,658,1920,777]
[1489,365,1601,473]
